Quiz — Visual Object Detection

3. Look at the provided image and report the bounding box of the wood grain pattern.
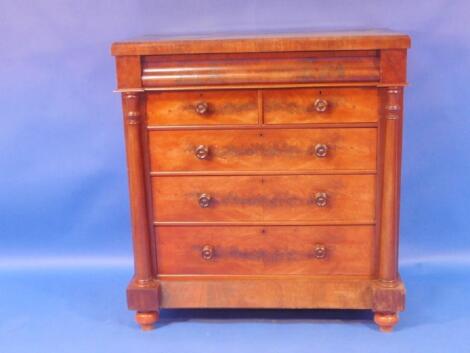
[263,87,379,124]
[147,122,378,131]
[149,128,377,172]
[377,87,403,283]
[146,90,258,125]
[158,275,373,309]
[140,81,383,92]
[111,30,410,56]
[115,56,142,89]
[156,225,374,276]
[151,175,375,222]
[121,93,154,286]
[380,49,407,84]
[142,54,379,87]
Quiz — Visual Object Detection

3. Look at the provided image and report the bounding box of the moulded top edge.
[111,29,411,56]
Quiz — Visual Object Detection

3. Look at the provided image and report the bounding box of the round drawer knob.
[314,98,328,112]
[195,145,209,160]
[201,245,215,260]
[195,101,209,115]
[198,193,212,208]
[314,192,328,207]
[314,144,328,158]
[313,244,327,259]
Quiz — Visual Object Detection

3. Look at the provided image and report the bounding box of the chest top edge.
[111,29,411,56]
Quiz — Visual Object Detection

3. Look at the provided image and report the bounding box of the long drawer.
[149,128,377,172]
[141,52,380,87]
[152,175,375,223]
[156,225,375,276]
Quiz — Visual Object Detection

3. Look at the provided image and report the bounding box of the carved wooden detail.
[377,85,404,287]
[124,93,141,125]
[121,91,156,290]
[313,244,327,259]
[136,311,159,331]
[201,245,215,260]
[374,312,399,333]
[384,87,402,120]
[372,280,405,312]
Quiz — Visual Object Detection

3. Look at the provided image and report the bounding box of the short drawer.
[152,175,375,223]
[263,88,379,124]
[149,128,377,172]
[156,225,375,276]
[146,90,258,125]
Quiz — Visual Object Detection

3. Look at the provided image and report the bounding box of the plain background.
[1,1,470,352]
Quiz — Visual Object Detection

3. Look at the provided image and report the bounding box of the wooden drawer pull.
[198,193,212,208]
[195,145,209,160]
[313,244,327,259]
[314,143,328,158]
[201,245,215,260]
[314,192,328,207]
[195,101,209,115]
[314,98,328,112]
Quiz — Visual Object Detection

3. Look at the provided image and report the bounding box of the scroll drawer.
[149,128,377,172]
[142,52,380,87]
[263,87,379,124]
[146,90,258,126]
[152,175,375,223]
[156,225,374,276]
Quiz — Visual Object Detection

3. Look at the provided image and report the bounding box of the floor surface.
[0,262,468,353]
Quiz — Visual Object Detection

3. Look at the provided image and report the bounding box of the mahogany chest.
[111,30,410,332]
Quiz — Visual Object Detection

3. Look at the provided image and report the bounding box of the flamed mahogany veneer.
[112,30,410,332]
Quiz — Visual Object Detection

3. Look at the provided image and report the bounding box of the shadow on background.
[1,263,469,353]
[2,263,469,329]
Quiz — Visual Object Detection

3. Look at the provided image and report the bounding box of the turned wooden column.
[122,92,154,286]
[378,86,403,285]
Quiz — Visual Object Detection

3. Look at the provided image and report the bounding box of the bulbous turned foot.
[374,312,399,332]
[136,311,159,331]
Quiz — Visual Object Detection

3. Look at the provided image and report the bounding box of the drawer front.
[156,226,374,276]
[152,175,375,222]
[146,90,258,126]
[149,128,376,172]
[263,88,379,124]
[141,52,380,87]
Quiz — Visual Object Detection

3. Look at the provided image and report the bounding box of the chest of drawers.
[112,30,410,332]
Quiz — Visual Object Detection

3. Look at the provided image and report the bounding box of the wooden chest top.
[112,29,410,55]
